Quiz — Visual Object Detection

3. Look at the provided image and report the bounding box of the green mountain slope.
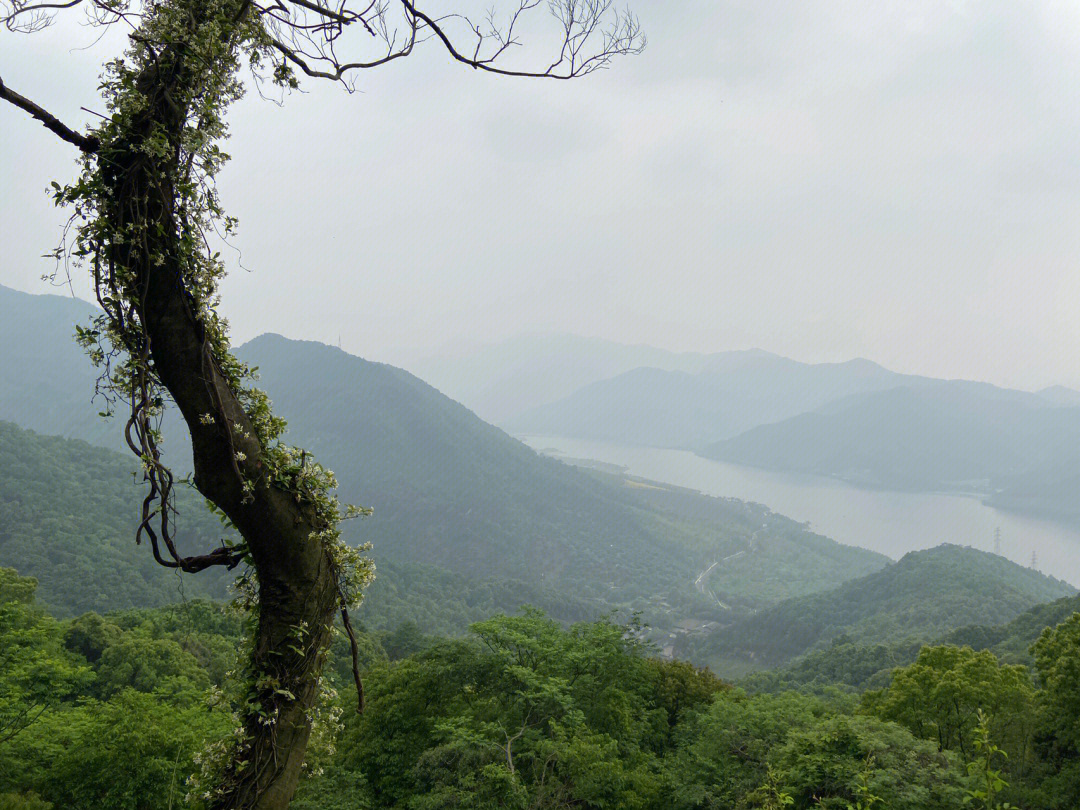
[0,420,231,616]
[238,334,673,589]
[744,591,1080,695]
[0,413,887,630]
[691,544,1075,675]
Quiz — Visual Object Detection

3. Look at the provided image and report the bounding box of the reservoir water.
[519,435,1080,589]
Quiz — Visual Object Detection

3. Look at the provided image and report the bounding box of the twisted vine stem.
[48,1,374,803]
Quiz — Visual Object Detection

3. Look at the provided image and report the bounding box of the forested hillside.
[0,421,230,615]
[0,411,887,636]
[690,544,1075,674]
[0,412,644,633]
[744,591,1080,695]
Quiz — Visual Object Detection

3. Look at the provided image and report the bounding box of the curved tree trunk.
[98,3,340,807]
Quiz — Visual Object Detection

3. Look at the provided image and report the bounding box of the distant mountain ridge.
[1037,385,1080,407]
[0,285,109,445]
[702,382,1080,501]
[508,353,932,448]
[407,334,722,424]
[7,282,1080,522]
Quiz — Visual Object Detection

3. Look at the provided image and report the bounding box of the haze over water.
[520,435,1080,589]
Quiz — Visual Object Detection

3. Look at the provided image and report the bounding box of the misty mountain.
[1038,385,1080,407]
[239,333,692,590]
[702,382,1080,493]
[407,334,718,424]
[692,544,1076,674]
[986,465,1080,524]
[0,285,109,445]
[0,285,885,624]
[508,353,924,448]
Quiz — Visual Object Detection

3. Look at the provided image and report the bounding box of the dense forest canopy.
[4,565,1080,809]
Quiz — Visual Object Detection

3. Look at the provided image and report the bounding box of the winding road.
[693,526,767,611]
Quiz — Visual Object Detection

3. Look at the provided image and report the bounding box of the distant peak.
[1037,385,1080,406]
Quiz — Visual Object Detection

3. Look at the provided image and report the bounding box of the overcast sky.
[3,1,1080,390]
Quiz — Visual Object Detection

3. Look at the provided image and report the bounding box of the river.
[519,435,1080,589]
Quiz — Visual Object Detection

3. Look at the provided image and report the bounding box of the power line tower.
[993,527,1002,556]
[1031,549,1038,570]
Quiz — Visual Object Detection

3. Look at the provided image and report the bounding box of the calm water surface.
[519,435,1080,588]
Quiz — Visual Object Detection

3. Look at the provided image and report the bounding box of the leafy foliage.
[3,581,1080,810]
[864,646,1035,766]
[0,579,239,808]
[1027,613,1080,808]
[342,612,973,810]
[0,568,89,746]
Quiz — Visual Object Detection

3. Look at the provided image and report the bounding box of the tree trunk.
[97,3,339,807]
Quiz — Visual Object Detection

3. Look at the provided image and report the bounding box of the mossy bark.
[97,3,339,807]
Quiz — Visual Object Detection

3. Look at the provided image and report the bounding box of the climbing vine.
[47,1,374,800]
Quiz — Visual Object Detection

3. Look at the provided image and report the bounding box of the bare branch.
[256,0,642,87]
[0,75,98,151]
[2,0,81,32]
[1,0,130,32]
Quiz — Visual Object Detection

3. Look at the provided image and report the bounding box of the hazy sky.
[3,1,1080,390]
